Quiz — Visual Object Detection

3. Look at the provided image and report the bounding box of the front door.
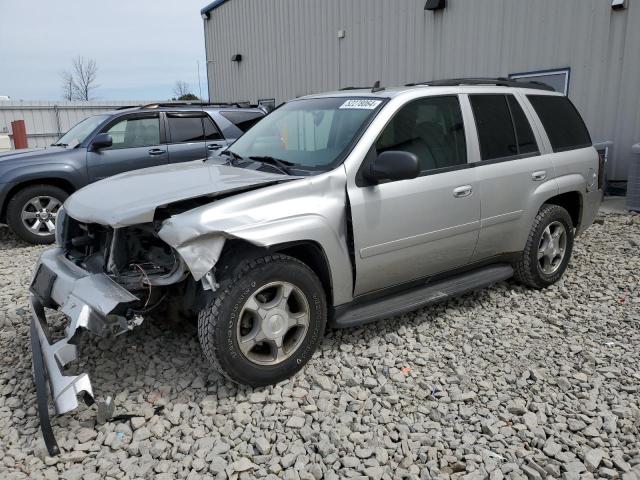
[348,95,481,296]
[87,113,168,182]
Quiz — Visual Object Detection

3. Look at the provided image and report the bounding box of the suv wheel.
[198,254,326,386]
[6,185,68,245]
[514,204,574,289]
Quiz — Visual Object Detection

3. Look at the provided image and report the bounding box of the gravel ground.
[1,211,639,480]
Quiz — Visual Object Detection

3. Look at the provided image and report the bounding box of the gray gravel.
[1,211,639,480]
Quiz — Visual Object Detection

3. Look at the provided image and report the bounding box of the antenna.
[197,60,208,161]
[371,80,385,93]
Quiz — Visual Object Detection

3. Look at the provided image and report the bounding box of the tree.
[60,71,74,101]
[71,56,98,101]
[173,80,191,98]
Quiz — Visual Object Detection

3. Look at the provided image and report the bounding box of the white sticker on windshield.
[339,99,382,110]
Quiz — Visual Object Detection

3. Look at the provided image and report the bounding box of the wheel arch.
[214,238,334,309]
[1,178,75,223]
[543,191,583,230]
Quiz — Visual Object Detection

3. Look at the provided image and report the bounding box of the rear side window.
[470,95,517,160]
[527,95,591,152]
[507,96,538,155]
[470,94,539,161]
[220,111,265,133]
[167,114,205,143]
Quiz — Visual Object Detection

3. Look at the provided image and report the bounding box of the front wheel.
[198,254,327,386]
[6,184,68,244]
[514,204,574,289]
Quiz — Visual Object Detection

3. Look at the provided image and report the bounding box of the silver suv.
[29,79,602,448]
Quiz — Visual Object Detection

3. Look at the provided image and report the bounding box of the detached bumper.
[29,248,138,454]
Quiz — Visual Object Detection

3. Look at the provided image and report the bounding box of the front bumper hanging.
[29,248,139,455]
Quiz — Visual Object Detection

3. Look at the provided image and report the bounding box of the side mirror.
[364,151,420,183]
[90,133,113,150]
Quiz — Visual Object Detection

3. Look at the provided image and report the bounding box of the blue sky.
[0,0,208,101]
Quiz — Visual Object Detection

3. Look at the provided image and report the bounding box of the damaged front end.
[29,211,190,455]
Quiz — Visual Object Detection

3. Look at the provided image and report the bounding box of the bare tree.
[60,71,75,101]
[71,56,98,101]
[173,80,191,99]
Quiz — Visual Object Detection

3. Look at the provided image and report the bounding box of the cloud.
[0,0,207,100]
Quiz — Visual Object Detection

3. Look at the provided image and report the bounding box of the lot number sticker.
[339,99,382,110]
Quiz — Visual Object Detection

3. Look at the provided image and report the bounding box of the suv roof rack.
[405,77,555,91]
[139,101,261,109]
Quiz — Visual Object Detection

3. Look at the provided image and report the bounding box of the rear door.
[466,92,556,260]
[165,112,226,163]
[348,95,481,295]
[86,113,167,182]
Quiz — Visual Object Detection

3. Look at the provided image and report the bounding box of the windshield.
[228,97,385,170]
[55,114,110,146]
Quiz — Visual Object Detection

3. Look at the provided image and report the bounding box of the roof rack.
[405,77,555,91]
[339,86,372,91]
[139,101,261,109]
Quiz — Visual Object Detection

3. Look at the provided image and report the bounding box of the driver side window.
[106,116,160,149]
[376,96,467,173]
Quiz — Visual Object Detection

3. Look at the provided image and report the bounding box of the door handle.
[453,185,473,198]
[531,170,547,181]
[148,148,166,156]
[207,143,223,150]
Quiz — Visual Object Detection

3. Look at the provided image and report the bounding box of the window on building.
[220,111,265,132]
[470,94,539,161]
[376,96,467,172]
[509,68,570,95]
[106,116,160,149]
[527,95,592,152]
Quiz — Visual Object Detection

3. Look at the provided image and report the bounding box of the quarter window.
[106,116,160,149]
[527,95,591,152]
[470,94,539,161]
[220,111,265,133]
[376,96,467,172]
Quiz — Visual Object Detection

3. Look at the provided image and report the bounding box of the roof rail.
[140,101,261,109]
[405,77,555,91]
[339,86,373,91]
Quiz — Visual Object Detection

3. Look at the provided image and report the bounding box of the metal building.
[201,0,639,182]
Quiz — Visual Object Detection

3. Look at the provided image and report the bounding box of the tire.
[6,184,68,245]
[514,204,574,289]
[198,254,327,386]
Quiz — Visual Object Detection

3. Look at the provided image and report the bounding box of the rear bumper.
[29,248,139,453]
[578,189,603,235]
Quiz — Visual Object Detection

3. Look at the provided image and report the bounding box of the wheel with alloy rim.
[514,204,574,289]
[237,281,310,365]
[6,185,68,244]
[198,254,326,386]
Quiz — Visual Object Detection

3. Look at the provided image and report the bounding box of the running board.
[333,264,514,328]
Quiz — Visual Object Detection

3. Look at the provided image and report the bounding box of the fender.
[1,162,85,190]
[158,168,354,306]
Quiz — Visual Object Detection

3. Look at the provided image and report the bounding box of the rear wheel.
[6,185,68,244]
[514,204,574,289]
[198,254,326,386]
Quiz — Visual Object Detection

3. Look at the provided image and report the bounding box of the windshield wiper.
[51,142,68,147]
[214,149,243,165]
[249,156,294,175]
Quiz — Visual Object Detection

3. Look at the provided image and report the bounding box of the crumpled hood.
[64,160,291,227]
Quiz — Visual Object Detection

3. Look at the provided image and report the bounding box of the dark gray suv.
[0,102,265,244]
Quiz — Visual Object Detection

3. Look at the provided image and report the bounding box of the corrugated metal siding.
[0,101,148,149]
[204,0,639,181]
